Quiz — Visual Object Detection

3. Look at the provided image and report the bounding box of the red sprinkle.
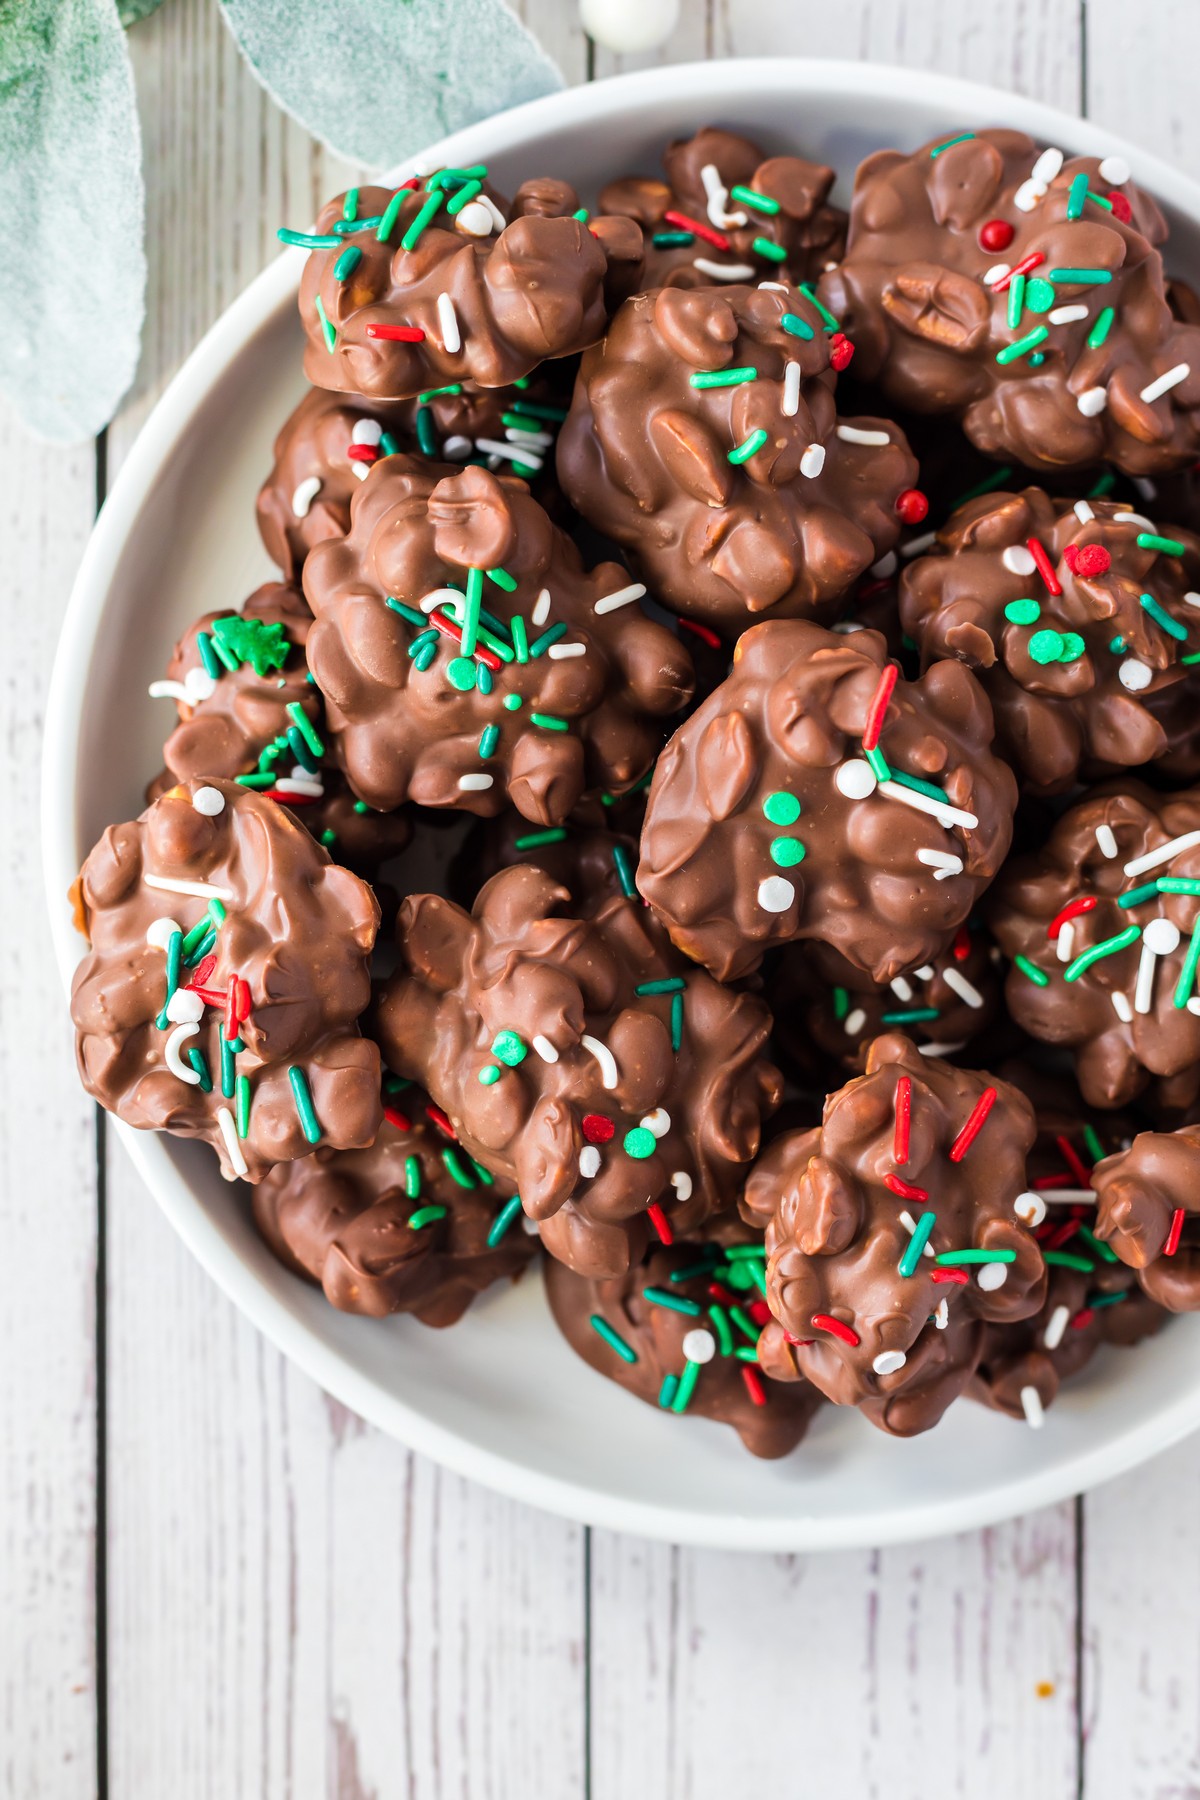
[223,976,240,1042]
[678,616,722,650]
[1071,1307,1095,1331]
[425,1104,457,1139]
[708,1282,738,1306]
[893,1074,912,1165]
[992,250,1045,293]
[748,1299,771,1326]
[581,1113,614,1144]
[742,1366,768,1407]
[1073,542,1112,578]
[861,662,898,751]
[346,443,378,463]
[1047,895,1097,940]
[979,218,1015,252]
[261,789,317,805]
[885,1174,930,1205]
[365,323,425,342]
[184,953,217,990]
[234,976,251,1024]
[428,606,502,672]
[829,331,855,371]
[783,1330,813,1347]
[949,1086,998,1161]
[811,1312,860,1347]
[1164,1207,1187,1257]
[187,986,227,1009]
[1027,536,1063,596]
[383,1105,412,1133]
[1044,1217,1082,1251]
[1108,191,1133,223]
[895,487,930,525]
[931,1268,969,1285]
[662,208,729,250]
[1034,1174,1076,1190]
[952,924,971,962]
[647,1202,673,1245]
[1055,1133,1093,1187]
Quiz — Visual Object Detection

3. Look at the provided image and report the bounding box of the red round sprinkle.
[811,1312,860,1347]
[829,331,855,371]
[979,218,1015,252]
[1108,191,1133,223]
[581,1113,614,1144]
[895,487,929,525]
[1073,543,1112,578]
[748,1299,771,1327]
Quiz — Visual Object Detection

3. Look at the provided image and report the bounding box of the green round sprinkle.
[1110,636,1126,653]
[446,656,477,691]
[623,1127,657,1160]
[491,1029,528,1067]
[770,837,806,867]
[1029,628,1066,664]
[1059,632,1086,662]
[1004,598,1041,625]
[762,790,801,825]
[408,1205,448,1231]
[478,1064,501,1086]
[1028,352,1046,366]
[1024,277,1056,313]
[502,693,522,711]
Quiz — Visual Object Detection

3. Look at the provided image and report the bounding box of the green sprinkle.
[652,230,694,247]
[1007,272,1026,330]
[195,631,221,680]
[531,711,568,731]
[220,1035,237,1100]
[446,179,483,215]
[477,664,494,694]
[689,367,759,389]
[1078,1226,1120,1264]
[277,228,343,249]
[333,245,362,281]
[954,465,1014,505]
[486,566,518,593]
[1066,171,1089,220]
[386,596,427,628]
[503,693,523,712]
[1173,916,1200,1008]
[379,430,401,457]
[409,1204,448,1231]
[833,986,849,1021]
[1138,532,1187,557]
[1048,268,1113,284]
[428,164,487,188]
[591,1315,637,1364]
[635,977,685,995]
[320,830,337,848]
[996,326,1049,365]
[1087,188,1114,211]
[478,1064,500,1086]
[447,655,477,691]
[888,769,951,805]
[1088,470,1117,497]
[418,384,463,404]
[881,1007,941,1025]
[286,727,320,774]
[734,1346,760,1364]
[936,1247,1016,1266]
[708,1304,734,1356]
[724,1245,767,1261]
[1059,632,1086,663]
[400,189,444,252]
[478,724,500,759]
[1028,352,1046,366]
[763,790,801,825]
[491,1029,527,1067]
[1081,1125,1105,1165]
[671,1359,701,1413]
[1088,1289,1129,1310]
[314,294,336,353]
[669,1255,720,1284]
[441,1148,477,1188]
[731,183,779,214]
[930,132,975,156]
[799,283,840,331]
[729,1306,759,1344]
[770,837,806,867]
[752,236,787,263]
[470,1158,494,1190]
[515,828,566,850]
[1045,1250,1095,1273]
[644,1286,702,1317]
[612,842,637,899]
[658,1374,679,1408]
[1110,636,1127,654]
[781,312,815,340]
[414,405,438,457]
[1141,592,1188,640]
[407,630,438,659]
[670,991,683,1053]
[510,399,568,422]
[623,1127,656,1160]
[286,701,324,759]
[1005,598,1041,625]
[1118,880,1162,909]
[1160,877,1200,897]
[1014,954,1050,987]
[163,927,182,1007]
[864,744,891,781]
[899,1211,936,1278]
[375,187,409,243]
[1029,627,1067,664]
[728,428,769,465]
[404,1155,421,1200]
[236,1072,251,1139]
[1088,306,1116,349]
[457,566,483,659]
[529,623,568,659]
[186,1047,212,1092]
[1064,925,1141,982]
[1026,276,1056,314]
[1183,652,1200,666]
[487,1196,523,1247]
[288,1065,322,1144]
[511,616,529,663]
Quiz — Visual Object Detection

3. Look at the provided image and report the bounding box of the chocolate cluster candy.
[148,581,411,875]
[375,864,781,1278]
[557,281,922,635]
[900,488,1200,791]
[254,1080,536,1322]
[743,1034,1045,1436]
[70,779,381,1182]
[988,783,1200,1111]
[599,125,845,294]
[292,175,641,400]
[1094,1123,1200,1309]
[821,129,1200,476]
[544,1227,823,1458]
[637,620,1017,983]
[302,458,693,823]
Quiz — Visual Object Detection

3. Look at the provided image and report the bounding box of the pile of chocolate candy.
[70,124,1200,1454]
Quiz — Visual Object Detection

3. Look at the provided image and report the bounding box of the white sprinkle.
[934,1298,949,1330]
[350,460,370,482]
[505,426,553,448]
[692,258,757,281]
[682,1328,717,1365]
[532,1034,559,1063]
[900,530,938,559]
[291,475,322,518]
[799,440,825,478]
[844,1008,868,1036]
[478,193,507,233]
[1124,829,1200,878]
[419,586,464,614]
[699,162,745,230]
[913,966,934,981]
[148,669,218,707]
[832,621,867,634]
[1014,177,1046,213]
[1141,364,1190,405]
[784,364,803,420]
[521,1214,540,1236]
[442,434,472,460]
[165,1021,201,1084]
[837,424,891,447]
[1111,990,1134,1024]
[836,758,877,799]
[1113,511,1155,529]
[1145,916,1181,956]
[455,200,494,237]
[1050,304,1089,326]
[900,1211,936,1257]
[1020,1385,1046,1430]
[1095,823,1119,859]
[1184,592,1200,610]
[942,966,984,1008]
[351,418,382,446]
[1077,385,1109,418]
[165,987,204,1025]
[273,776,324,798]
[871,551,898,579]
[1044,1303,1071,1351]
[873,1349,908,1376]
[1057,921,1075,965]
[890,976,914,1003]
[983,263,1012,287]
[1134,476,1158,500]
[217,1106,249,1178]
[757,875,796,913]
[144,873,233,902]
[1119,658,1152,692]
[1189,997,1200,1016]
[917,848,964,880]
[1002,545,1036,576]
[977,1261,1009,1291]
[1015,1191,1047,1228]
[473,438,542,470]
[192,785,225,817]
[671,1170,693,1203]
[547,641,586,660]
[758,281,789,293]
[458,773,494,792]
[1100,154,1131,186]
[581,1033,619,1090]
[1074,500,1096,525]
[579,1146,601,1179]
[594,582,646,615]
[640,1108,671,1138]
[1136,919,1181,1012]
[877,781,978,832]
[1032,146,1064,185]
[146,916,181,951]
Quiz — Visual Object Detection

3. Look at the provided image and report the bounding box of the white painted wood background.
[5,1,1200,1794]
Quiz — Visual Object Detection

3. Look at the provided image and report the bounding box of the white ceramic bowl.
[44,58,1200,1550]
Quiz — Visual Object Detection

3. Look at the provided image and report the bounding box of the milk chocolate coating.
[150,582,411,876]
[900,488,1200,792]
[448,810,640,912]
[821,128,1200,476]
[599,125,845,293]
[637,620,1017,984]
[544,1229,823,1458]
[256,378,567,581]
[987,783,1200,1112]
[254,1080,535,1323]
[374,864,782,1279]
[1094,1123,1200,1309]
[70,778,382,1182]
[556,281,920,635]
[742,1033,1044,1436]
[302,457,693,822]
[296,179,642,401]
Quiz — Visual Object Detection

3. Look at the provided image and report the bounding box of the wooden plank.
[0,418,100,1799]
[104,4,586,1794]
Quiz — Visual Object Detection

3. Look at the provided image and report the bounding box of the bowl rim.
[43,54,1200,1550]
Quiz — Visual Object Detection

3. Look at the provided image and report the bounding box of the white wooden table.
[7,2,1200,1793]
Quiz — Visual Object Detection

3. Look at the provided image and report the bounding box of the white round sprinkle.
[1020,1385,1046,1430]
[836,758,877,800]
[1031,146,1064,185]
[670,1170,693,1202]
[872,1349,908,1376]
[579,1146,601,1179]
[640,1108,671,1138]
[1099,154,1131,186]
[165,987,204,1025]
[454,200,494,237]
[1014,1190,1047,1228]
[757,875,795,914]
[192,785,225,817]
[800,441,825,478]
[351,418,382,446]
[1077,385,1109,418]
[977,1261,1009,1291]
[1144,917,1182,956]
[682,1327,717,1365]
[183,666,218,704]
[1001,545,1036,576]
[1119,657,1152,691]
[291,475,322,518]
[442,434,472,460]
[146,916,181,951]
